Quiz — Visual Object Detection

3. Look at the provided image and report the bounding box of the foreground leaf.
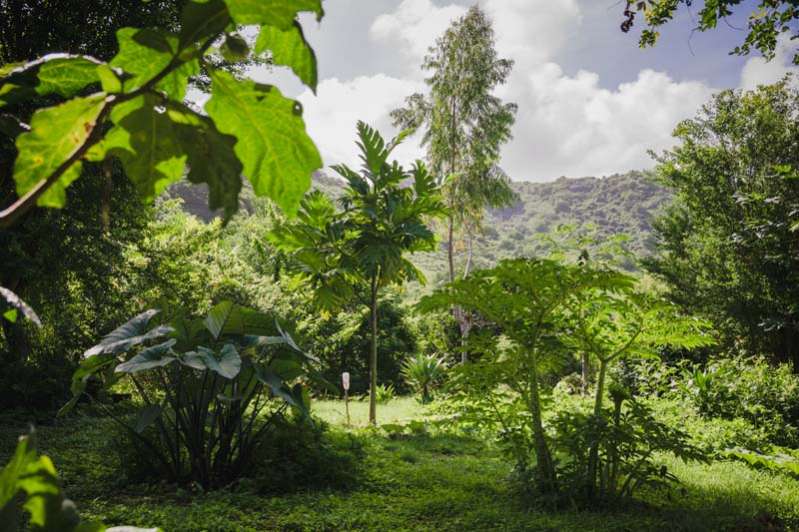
[13,93,107,207]
[0,54,101,108]
[205,69,321,215]
[255,22,317,91]
[98,95,188,202]
[167,103,243,219]
[111,28,198,100]
[178,0,231,48]
[223,0,323,29]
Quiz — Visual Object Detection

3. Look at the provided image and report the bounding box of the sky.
[248,0,799,182]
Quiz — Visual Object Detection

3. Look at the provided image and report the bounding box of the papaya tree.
[563,279,715,500]
[418,258,604,492]
[269,122,445,424]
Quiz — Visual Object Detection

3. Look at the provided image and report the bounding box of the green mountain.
[174,170,672,279]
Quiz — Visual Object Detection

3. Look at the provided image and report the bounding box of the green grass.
[313,396,425,427]
[2,398,798,531]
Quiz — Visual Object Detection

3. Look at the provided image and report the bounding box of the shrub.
[367,383,396,404]
[551,386,706,503]
[61,302,330,489]
[252,417,364,493]
[401,353,446,403]
[420,257,713,503]
[679,356,799,447]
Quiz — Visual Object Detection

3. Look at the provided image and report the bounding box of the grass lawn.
[2,397,798,531]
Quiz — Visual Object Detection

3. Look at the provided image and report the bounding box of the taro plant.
[401,353,446,403]
[268,122,445,424]
[61,301,329,489]
[0,432,157,531]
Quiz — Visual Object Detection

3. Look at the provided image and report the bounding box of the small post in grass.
[342,371,351,426]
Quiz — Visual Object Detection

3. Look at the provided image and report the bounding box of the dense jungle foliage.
[1,1,799,531]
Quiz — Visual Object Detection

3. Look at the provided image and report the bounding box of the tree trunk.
[581,352,590,395]
[368,275,379,425]
[447,214,455,283]
[528,350,557,493]
[587,360,608,499]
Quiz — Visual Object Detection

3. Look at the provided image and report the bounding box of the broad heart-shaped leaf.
[204,301,281,339]
[178,0,231,48]
[111,27,199,100]
[181,345,241,379]
[166,102,243,219]
[115,339,177,374]
[205,69,321,216]
[252,363,302,410]
[57,353,117,417]
[0,54,101,108]
[255,21,317,92]
[84,309,173,358]
[223,0,323,29]
[94,95,188,203]
[13,93,106,208]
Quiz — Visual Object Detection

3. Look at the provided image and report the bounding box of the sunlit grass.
[2,398,799,531]
[313,396,425,427]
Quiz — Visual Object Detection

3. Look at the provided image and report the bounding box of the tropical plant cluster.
[2,0,799,530]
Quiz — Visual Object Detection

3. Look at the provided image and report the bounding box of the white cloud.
[299,0,795,181]
[369,0,466,68]
[504,66,714,179]
[362,0,713,180]
[740,34,799,90]
[297,74,425,170]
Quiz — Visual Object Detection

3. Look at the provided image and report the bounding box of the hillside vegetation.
[174,170,671,282]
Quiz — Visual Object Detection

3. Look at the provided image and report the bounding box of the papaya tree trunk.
[587,358,608,499]
[528,349,557,493]
[368,274,379,425]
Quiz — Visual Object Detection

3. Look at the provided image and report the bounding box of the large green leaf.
[96,95,188,202]
[223,0,323,29]
[110,28,198,100]
[166,103,243,219]
[255,22,317,92]
[252,363,301,409]
[13,93,106,208]
[205,69,321,215]
[0,54,101,108]
[178,0,231,48]
[181,345,241,379]
[204,301,281,339]
[115,339,177,374]
[84,309,172,358]
[0,436,77,532]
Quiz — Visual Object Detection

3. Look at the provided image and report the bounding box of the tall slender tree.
[392,6,517,358]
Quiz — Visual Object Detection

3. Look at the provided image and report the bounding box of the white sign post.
[342,372,351,426]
